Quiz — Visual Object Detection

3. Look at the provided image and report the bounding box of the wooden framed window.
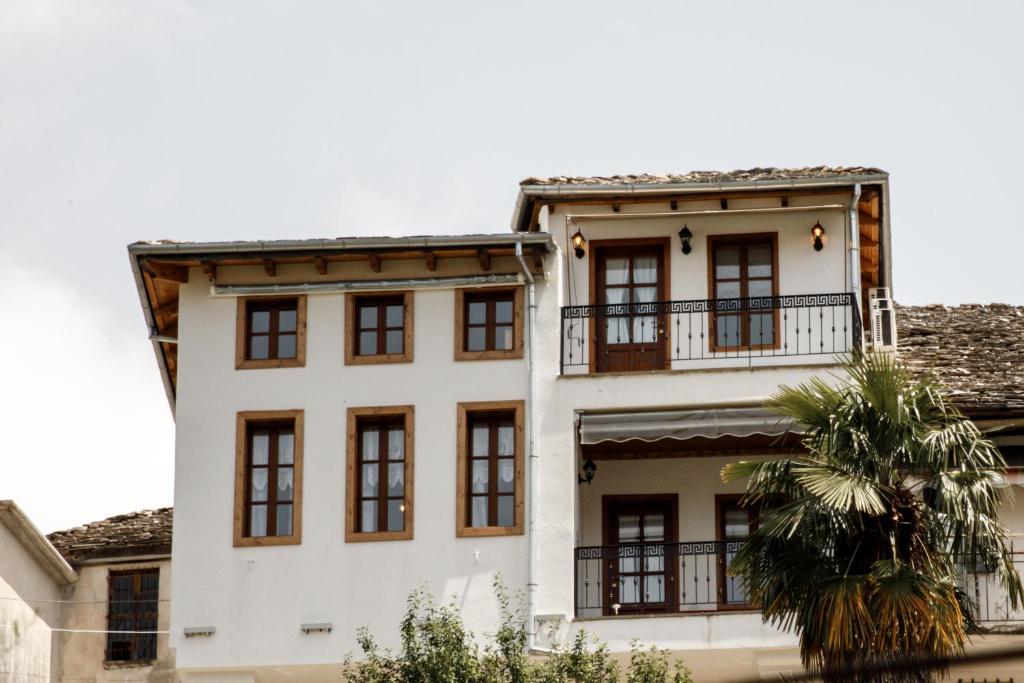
[235,296,307,369]
[234,410,304,547]
[106,568,159,663]
[345,292,414,364]
[346,406,414,542]
[707,233,779,352]
[454,287,524,360]
[456,400,525,537]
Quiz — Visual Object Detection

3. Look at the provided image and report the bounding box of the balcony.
[575,540,1024,628]
[560,293,862,375]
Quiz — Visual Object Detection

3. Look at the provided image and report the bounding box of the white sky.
[1,1,1023,532]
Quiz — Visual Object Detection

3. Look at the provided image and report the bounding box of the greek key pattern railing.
[574,540,750,618]
[560,292,862,374]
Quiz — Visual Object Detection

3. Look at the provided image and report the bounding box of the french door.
[603,496,677,615]
[709,234,778,351]
[717,496,753,608]
[594,243,668,372]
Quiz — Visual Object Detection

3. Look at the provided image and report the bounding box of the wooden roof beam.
[263,259,277,277]
[368,254,381,273]
[425,252,438,271]
[314,256,328,275]
[142,261,189,284]
[477,249,491,272]
[201,261,217,279]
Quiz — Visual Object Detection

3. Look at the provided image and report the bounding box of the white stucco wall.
[0,521,63,683]
[171,260,531,671]
[58,559,175,683]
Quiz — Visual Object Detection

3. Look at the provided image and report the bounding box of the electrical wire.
[0,595,168,606]
[0,624,169,635]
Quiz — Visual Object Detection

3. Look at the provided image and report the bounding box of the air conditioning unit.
[868,287,897,351]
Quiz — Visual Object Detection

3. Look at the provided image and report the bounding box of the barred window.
[106,569,159,663]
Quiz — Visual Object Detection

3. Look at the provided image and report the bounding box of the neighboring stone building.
[47,508,176,683]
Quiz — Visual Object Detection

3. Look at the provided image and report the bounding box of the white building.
[125,167,1024,681]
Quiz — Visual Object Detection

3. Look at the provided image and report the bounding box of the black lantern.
[678,225,693,255]
[811,221,825,251]
[578,458,597,485]
[571,228,586,259]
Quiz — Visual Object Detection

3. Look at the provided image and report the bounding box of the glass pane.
[250,505,267,537]
[748,246,772,277]
[632,316,656,343]
[604,287,628,305]
[361,429,379,460]
[386,304,403,327]
[471,496,488,527]
[276,504,292,536]
[715,281,740,300]
[645,545,665,572]
[495,300,513,324]
[633,256,657,284]
[277,433,294,464]
[251,433,270,465]
[471,460,488,493]
[724,507,750,538]
[497,458,514,493]
[249,335,269,360]
[605,258,629,285]
[750,313,775,345]
[468,301,486,325]
[498,495,514,527]
[619,547,639,574]
[715,247,740,279]
[716,314,740,347]
[278,309,297,332]
[361,501,378,533]
[385,330,403,355]
[618,514,641,542]
[497,424,514,456]
[250,311,270,333]
[748,279,772,298]
[633,287,657,304]
[251,469,268,502]
[387,428,404,460]
[495,326,512,350]
[607,317,630,344]
[361,464,378,497]
[277,468,293,502]
[645,575,665,603]
[471,424,489,457]
[359,331,377,355]
[467,327,486,351]
[644,514,665,542]
[388,463,404,496]
[620,575,640,604]
[278,334,296,359]
[387,500,404,532]
[359,305,377,328]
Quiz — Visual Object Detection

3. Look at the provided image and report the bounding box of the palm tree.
[721,353,1023,682]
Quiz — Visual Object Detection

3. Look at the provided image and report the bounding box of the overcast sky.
[2,0,1023,532]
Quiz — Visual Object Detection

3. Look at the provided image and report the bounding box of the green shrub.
[342,578,693,683]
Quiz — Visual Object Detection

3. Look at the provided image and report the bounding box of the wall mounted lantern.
[571,228,587,259]
[678,225,693,255]
[578,458,597,485]
[811,221,825,251]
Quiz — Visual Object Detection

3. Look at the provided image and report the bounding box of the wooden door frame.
[601,493,678,616]
[706,232,781,354]
[588,237,672,374]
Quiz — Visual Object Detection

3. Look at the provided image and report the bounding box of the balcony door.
[708,233,779,352]
[603,495,677,616]
[716,495,753,608]
[592,240,669,373]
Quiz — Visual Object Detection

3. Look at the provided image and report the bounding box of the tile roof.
[521,166,887,187]
[47,508,172,564]
[896,304,1024,415]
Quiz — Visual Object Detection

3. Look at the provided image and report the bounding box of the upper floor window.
[346,406,414,541]
[235,296,307,369]
[106,568,159,663]
[456,401,524,537]
[345,292,413,364]
[708,233,778,351]
[454,288,523,360]
[234,410,304,546]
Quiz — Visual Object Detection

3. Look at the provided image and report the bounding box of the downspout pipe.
[848,183,863,348]
[514,243,548,654]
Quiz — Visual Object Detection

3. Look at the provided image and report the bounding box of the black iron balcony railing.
[560,292,861,374]
[575,541,1024,624]
[575,540,750,618]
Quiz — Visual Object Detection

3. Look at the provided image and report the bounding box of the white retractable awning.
[579,407,799,445]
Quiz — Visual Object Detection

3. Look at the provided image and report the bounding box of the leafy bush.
[342,578,693,682]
